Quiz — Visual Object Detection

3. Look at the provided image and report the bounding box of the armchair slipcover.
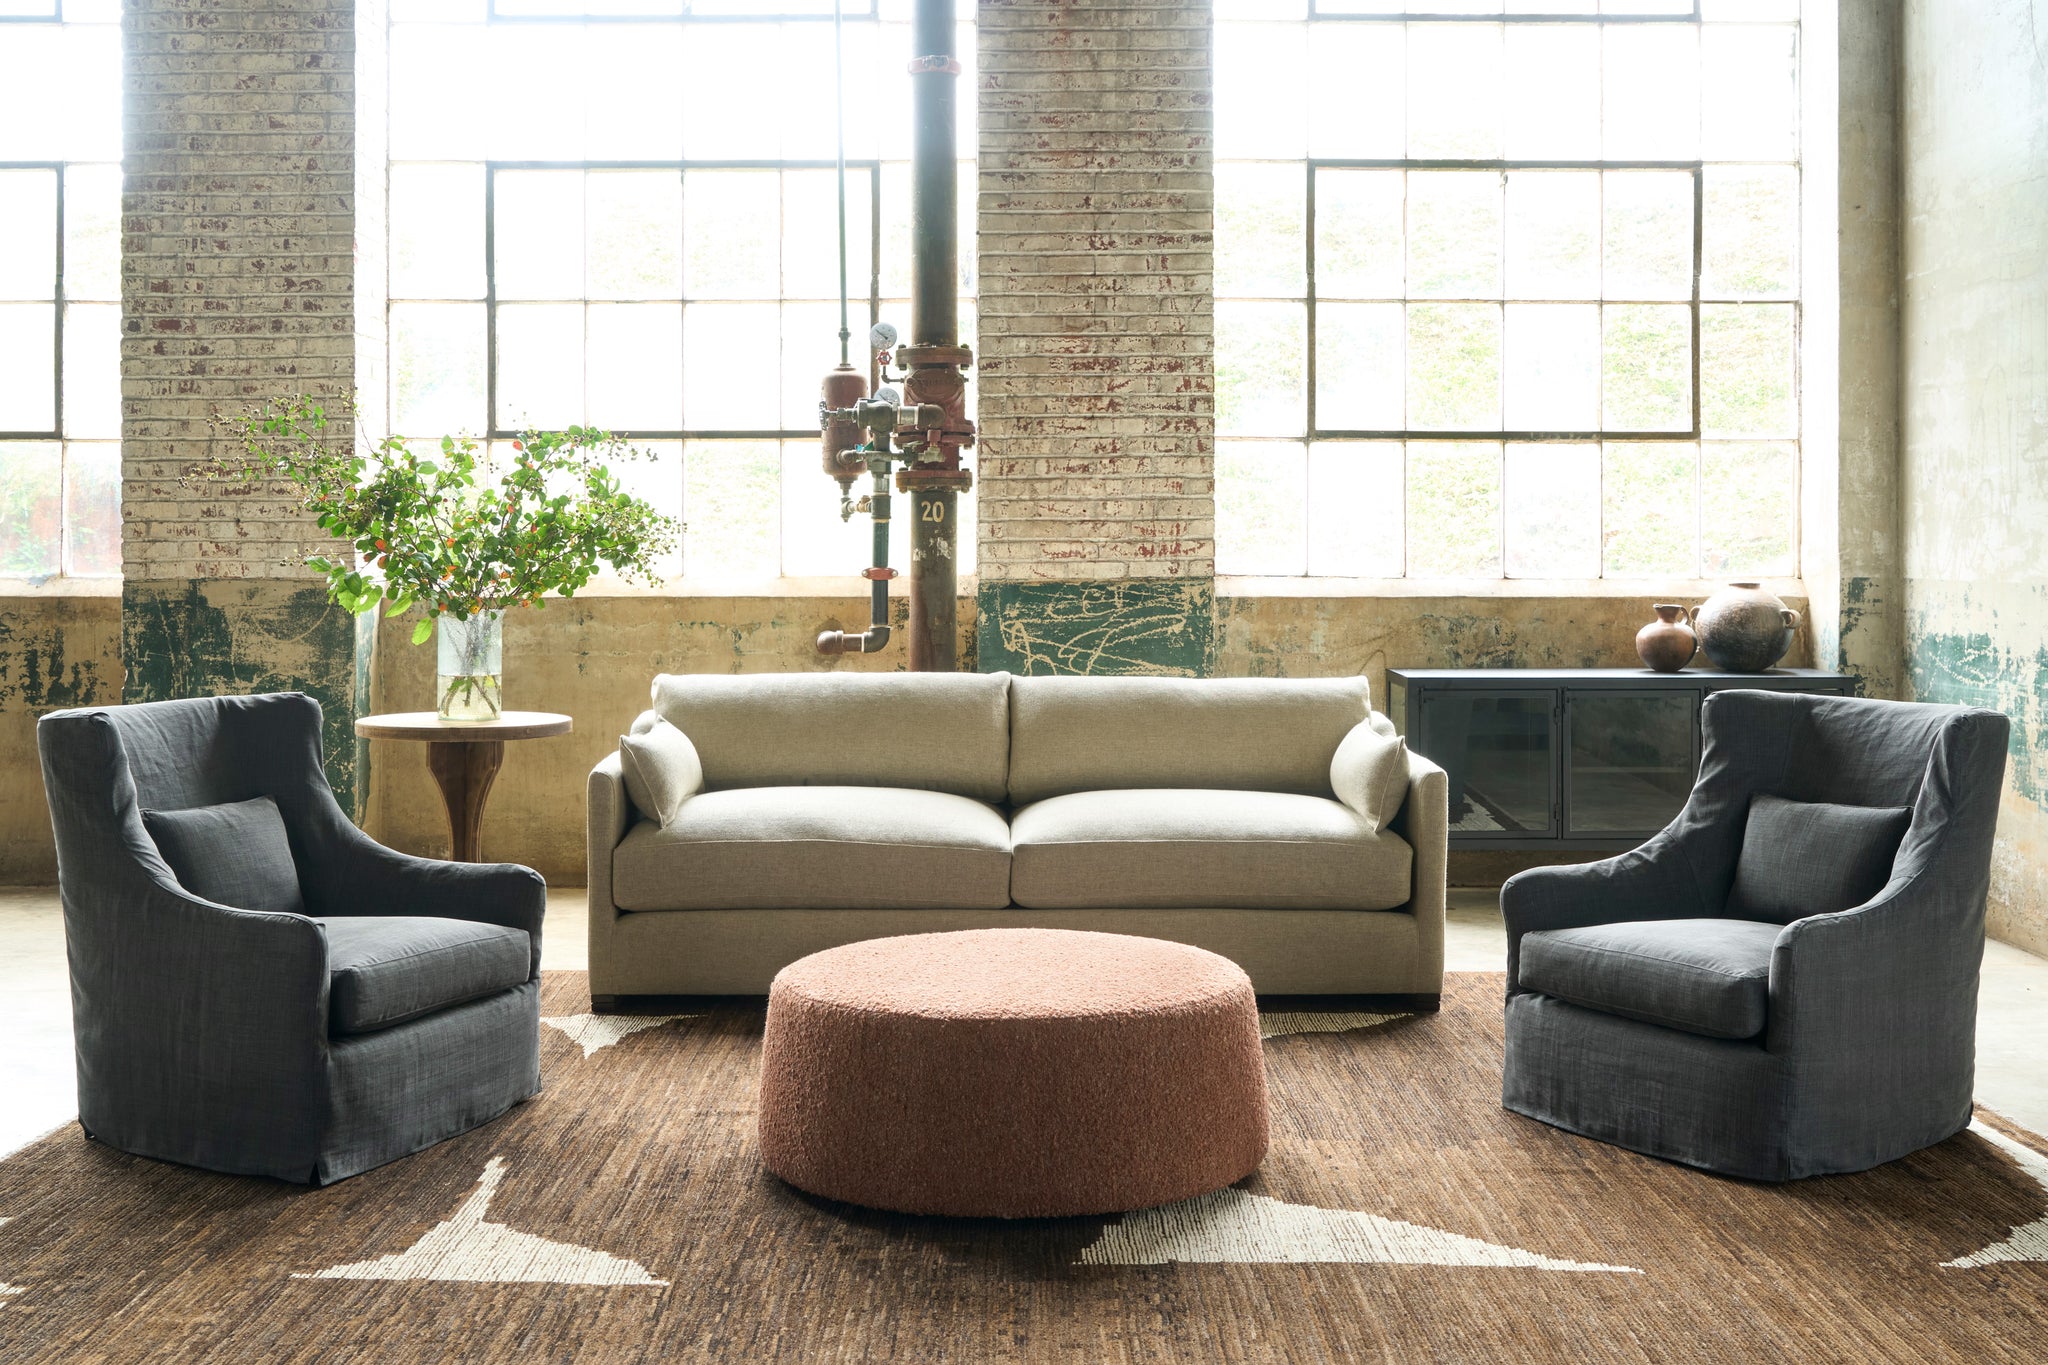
[1501,690,2010,1181]
[38,693,544,1184]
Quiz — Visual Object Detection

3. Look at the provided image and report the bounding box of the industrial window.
[0,0,121,580]
[384,0,975,583]
[1213,1,1802,581]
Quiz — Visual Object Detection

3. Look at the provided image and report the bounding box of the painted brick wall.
[120,0,366,807]
[975,0,1216,674]
[123,0,355,581]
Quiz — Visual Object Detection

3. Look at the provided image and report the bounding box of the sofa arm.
[588,751,632,979]
[1389,747,1448,984]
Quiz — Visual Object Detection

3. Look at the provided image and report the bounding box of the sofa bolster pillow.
[1330,720,1409,834]
[619,719,704,827]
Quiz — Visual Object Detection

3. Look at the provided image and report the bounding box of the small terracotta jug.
[1635,603,1698,672]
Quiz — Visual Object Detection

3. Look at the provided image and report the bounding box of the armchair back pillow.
[141,794,305,916]
[1728,794,1912,925]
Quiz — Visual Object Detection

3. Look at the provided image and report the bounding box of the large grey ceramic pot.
[1694,582,1800,672]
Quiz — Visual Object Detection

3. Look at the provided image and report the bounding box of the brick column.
[121,0,369,804]
[975,0,1216,675]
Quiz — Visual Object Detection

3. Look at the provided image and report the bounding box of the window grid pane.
[0,3,123,580]
[390,10,974,582]
[1218,9,1799,580]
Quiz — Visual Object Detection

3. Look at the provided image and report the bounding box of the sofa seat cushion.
[1009,789,1412,912]
[1519,918,1781,1041]
[613,786,1013,912]
[323,916,532,1037]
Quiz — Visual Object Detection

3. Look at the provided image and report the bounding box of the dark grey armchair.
[38,692,544,1184]
[1502,690,2009,1181]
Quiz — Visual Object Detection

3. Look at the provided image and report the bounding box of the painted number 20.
[921,502,946,524]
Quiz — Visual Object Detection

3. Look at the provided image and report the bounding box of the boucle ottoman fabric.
[757,928,1270,1218]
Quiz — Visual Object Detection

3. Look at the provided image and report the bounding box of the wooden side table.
[355,711,573,863]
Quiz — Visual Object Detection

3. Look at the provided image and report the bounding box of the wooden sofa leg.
[590,994,621,1014]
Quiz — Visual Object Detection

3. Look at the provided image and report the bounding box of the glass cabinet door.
[1563,689,1697,838]
[1420,690,1556,838]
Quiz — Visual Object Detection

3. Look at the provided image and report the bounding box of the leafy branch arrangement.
[208,397,682,648]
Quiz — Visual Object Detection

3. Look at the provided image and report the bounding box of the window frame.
[1215,2,1806,583]
[481,157,885,442]
[484,3,877,24]
[0,159,63,443]
[1297,157,1711,444]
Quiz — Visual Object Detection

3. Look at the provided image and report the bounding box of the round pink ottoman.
[757,928,1270,1218]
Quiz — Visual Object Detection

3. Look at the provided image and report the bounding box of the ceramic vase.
[436,610,503,722]
[1635,604,1698,672]
[1694,583,1799,673]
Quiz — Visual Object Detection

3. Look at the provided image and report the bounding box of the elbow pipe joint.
[816,625,892,655]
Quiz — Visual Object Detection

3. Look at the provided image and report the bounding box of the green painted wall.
[122,581,367,815]
[1900,0,2048,955]
[0,595,122,882]
[977,580,1217,677]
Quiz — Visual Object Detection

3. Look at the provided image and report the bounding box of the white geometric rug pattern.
[1943,1119,2048,1269]
[294,1159,667,1287]
[1076,1187,1641,1272]
[1259,1011,1408,1039]
[0,1216,19,1306]
[540,1013,697,1058]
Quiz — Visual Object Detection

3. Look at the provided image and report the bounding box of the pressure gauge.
[875,386,903,408]
[869,322,899,352]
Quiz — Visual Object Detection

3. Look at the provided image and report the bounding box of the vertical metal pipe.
[910,0,957,348]
[899,0,969,672]
[909,487,958,670]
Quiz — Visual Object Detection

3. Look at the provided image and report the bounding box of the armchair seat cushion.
[324,916,533,1036]
[1010,788,1412,911]
[1519,918,1781,1040]
[612,786,1013,911]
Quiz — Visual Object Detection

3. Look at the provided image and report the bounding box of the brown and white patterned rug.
[1,973,2045,1363]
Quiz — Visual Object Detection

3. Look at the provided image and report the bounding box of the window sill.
[0,577,122,599]
[1217,576,1809,601]
[548,574,977,600]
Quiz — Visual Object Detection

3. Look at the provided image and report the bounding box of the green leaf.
[411,617,435,645]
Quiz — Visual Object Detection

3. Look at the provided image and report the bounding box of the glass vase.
[436,610,503,722]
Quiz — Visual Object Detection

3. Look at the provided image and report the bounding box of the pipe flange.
[897,344,973,369]
[907,55,963,76]
[896,468,974,493]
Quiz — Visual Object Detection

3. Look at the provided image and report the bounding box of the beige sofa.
[586,672,1447,1003]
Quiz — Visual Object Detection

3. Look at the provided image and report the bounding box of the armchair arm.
[1766,869,1981,1060]
[65,868,333,1179]
[1502,836,1715,992]
[298,791,547,977]
[1759,868,1983,1154]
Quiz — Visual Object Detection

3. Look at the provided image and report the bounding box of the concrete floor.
[2,886,2044,1159]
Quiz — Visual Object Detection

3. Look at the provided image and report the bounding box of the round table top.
[355,711,573,742]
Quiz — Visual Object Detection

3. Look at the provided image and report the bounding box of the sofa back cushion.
[1727,793,1913,924]
[651,671,1012,803]
[1007,675,1373,805]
